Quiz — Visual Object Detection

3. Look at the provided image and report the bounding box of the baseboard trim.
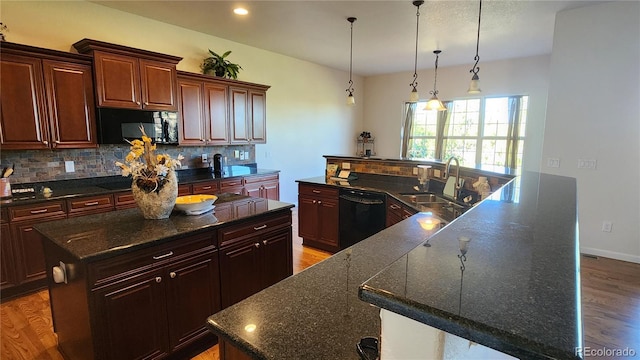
[580,247,640,264]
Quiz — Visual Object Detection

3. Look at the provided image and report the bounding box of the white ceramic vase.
[131,170,178,219]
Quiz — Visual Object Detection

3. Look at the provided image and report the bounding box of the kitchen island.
[206,171,582,359]
[34,194,294,360]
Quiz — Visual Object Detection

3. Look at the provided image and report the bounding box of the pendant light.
[346,17,357,105]
[409,0,424,102]
[425,50,446,111]
[468,0,483,93]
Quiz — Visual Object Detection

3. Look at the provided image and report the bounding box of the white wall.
[2,0,363,204]
[542,1,640,263]
[363,55,550,173]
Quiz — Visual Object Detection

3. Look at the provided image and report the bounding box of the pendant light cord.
[431,50,441,96]
[410,1,423,91]
[470,0,482,76]
[346,17,356,95]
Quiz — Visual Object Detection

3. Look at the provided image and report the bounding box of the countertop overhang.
[206,171,582,359]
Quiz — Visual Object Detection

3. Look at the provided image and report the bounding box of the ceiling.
[92,0,605,76]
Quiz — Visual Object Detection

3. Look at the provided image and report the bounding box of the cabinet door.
[0,53,49,149]
[139,59,178,111]
[260,229,292,290]
[204,82,230,144]
[10,222,53,284]
[178,78,206,145]
[1,223,17,290]
[298,195,319,240]
[219,240,261,308]
[166,252,220,351]
[93,271,169,360]
[229,87,249,144]
[249,90,266,143]
[42,60,97,149]
[244,183,261,198]
[93,51,141,109]
[317,197,339,247]
[261,181,280,200]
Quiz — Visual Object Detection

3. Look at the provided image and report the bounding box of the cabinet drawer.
[9,201,66,222]
[67,195,114,217]
[178,183,192,196]
[299,184,338,198]
[219,213,291,248]
[243,174,278,185]
[113,190,136,209]
[220,178,242,194]
[88,232,216,287]
[192,181,219,194]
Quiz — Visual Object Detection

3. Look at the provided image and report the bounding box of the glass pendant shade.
[346,93,355,105]
[409,89,419,102]
[468,73,481,94]
[425,95,446,111]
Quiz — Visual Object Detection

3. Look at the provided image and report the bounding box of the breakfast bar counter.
[206,171,583,359]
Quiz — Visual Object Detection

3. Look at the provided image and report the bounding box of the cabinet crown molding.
[73,38,182,64]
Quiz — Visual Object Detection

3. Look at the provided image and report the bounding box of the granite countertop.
[1,166,279,206]
[33,194,293,262]
[206,172,581,360]
[359,172,581,359]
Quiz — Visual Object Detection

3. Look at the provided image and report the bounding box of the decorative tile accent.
[0,145,255,185]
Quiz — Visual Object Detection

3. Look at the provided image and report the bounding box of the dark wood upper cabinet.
[0,43,97,150]
[177,71,269,146]
[73,39,181,111]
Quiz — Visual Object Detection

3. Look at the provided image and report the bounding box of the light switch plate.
[547,158,560,168]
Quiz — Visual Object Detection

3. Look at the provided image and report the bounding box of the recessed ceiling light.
[234,7,248,15]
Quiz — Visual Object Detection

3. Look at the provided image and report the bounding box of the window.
[403,96,528,173]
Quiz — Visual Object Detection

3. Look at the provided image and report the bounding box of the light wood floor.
[1,212,638,359]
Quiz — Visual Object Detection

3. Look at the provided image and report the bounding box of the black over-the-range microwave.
[96,108,179,144]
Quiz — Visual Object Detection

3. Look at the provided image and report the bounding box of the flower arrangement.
[116,126,183,193]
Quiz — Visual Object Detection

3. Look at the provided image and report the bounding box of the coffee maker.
[213,154,224,176]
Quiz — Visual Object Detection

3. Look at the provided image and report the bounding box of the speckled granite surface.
[33,195,293,262]
[359,172,581,359]
[207,172,581,360]
[1,166,278,206]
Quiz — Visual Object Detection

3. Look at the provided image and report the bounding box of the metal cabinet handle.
[144,102,149,106]
[312,190,321,194]
[43,140,48,145]
[312,200,317,204]
[152,251,174,260]
[30,209,48,214]
[155,277,162,283]
[318,201,322,205]
[84,201,99,206]
[390,204,401,210]
[170,272,176,279]
[254,224,267,231]
[263,240,268,245]
[55,140,61,144]
[202,186,212,190]
[254,243,260,248]
[136,101,141,105]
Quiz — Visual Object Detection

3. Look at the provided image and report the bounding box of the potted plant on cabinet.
[201,49,242,79]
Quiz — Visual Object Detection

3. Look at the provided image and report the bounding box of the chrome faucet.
[446,156,462,200]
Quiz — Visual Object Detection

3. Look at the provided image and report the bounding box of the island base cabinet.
[44,232,220,360]
[298,184,339,253]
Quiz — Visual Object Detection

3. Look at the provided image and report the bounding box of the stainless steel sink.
[398,192,470,222]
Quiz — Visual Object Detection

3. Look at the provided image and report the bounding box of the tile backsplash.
[0,145,255,185]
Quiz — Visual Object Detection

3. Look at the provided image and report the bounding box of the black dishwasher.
[339,189,386,248]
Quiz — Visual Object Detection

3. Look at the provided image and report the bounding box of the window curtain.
[505,96,522,170]
[400,102,417,158]
[434,101,453,160]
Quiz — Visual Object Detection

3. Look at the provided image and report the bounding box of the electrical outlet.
[547,158,560,168]
[64,160,75,173]
[234,150,240,159]
[413,168,419,175]
[601,221,612,232]
[244,151,249,159]
[434,169,441,178]
[201,154,208,163]
[240,152,245,160]
[578,159,597,169]
[342,162,351,170]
